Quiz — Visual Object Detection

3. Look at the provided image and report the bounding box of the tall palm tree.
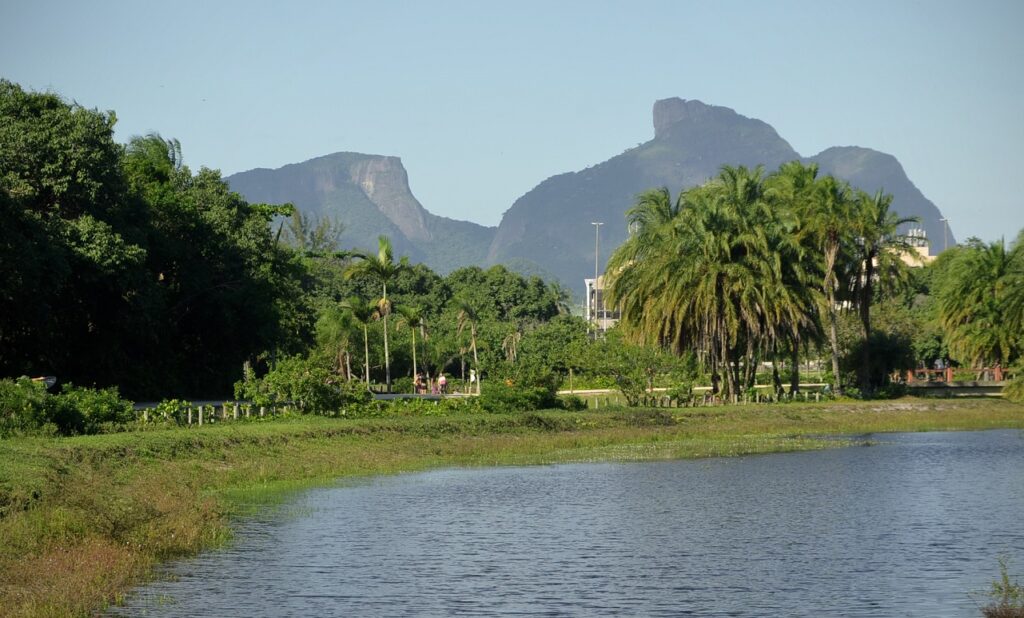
[766,161,826,393]
[801,174,856,395]
[341,296,378,386]
[345,236,410,392]
[455,296,482,395]
[608,166,787,398]
[850,188,918,392]
[396,304,426,383]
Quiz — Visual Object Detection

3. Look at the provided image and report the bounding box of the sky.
[2,0,1022,243]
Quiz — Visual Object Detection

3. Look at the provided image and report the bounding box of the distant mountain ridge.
[227,152,495,273]
[226,98,952,293]
[486,98,952,293]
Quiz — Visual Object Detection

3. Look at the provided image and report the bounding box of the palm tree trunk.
[825,242,843,396]
[363,325,370,386]
[827,297,842,396]
[772,355,783,395]
[471,325,480,395]
[382,282,391,393]
[789,343,800,394]
[859,256,874,394]
[411,327,418,383]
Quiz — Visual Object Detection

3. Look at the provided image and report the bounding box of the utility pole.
[591,221,603,329]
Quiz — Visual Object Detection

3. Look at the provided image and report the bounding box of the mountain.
[226,99,952,295]
[226,152,495,274]
[487,98,952,294]
[807,146,952,250]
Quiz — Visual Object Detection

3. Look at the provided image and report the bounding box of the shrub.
[0,378,54,437]
[392,377,414,394]
[1005,368,1024,404]
[235,355,371,415]
[980,557,1024,618]
[57,385,135,433]
[154,399,193,425]
[479,382,557,413]
[559,395,587,411]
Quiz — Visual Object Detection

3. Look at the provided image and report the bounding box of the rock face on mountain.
[487,98,951,293]
[226,153,495,273]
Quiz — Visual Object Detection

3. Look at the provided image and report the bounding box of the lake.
[110,430,1023,617]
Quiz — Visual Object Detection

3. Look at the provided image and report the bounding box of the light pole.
[591,221,603,327]
[939,217,949,252]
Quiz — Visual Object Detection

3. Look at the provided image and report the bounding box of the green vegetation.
[1,397,1021,617]
[607,163,1024,399]
[980,557,1024,618]
[2,78,1024,618]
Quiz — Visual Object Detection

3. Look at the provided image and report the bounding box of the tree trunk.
[411,327,418,383]
[789,343,800,394]
[824,240,843,396]
[859,253,874,394]
[827,295,842,396]
[471,325,480,395]
[772,355,783,395]
[383,282,391,393]
[363,325,370,385]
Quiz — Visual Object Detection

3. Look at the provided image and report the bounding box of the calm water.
[111,430,1023,617]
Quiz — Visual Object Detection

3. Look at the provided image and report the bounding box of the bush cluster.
[0,378,135,437]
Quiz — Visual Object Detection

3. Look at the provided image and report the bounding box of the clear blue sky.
[3,0,1022,243]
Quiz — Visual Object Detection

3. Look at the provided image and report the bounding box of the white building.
[584,275,619,332]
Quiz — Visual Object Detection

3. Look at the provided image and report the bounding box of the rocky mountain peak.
[653,98,720,137]
[347,156,431,242]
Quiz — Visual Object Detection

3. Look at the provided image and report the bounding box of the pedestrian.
[438,373,447,394]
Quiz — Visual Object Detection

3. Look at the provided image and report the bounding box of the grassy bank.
[1,397,1022,616]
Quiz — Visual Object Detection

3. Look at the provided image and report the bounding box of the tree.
[279,209,345,255]
[608,166,793,398]
[801,174,856,395]
[341,297,378,386]
[345,236,410,392]
[936,238,1022,369]
[395,304,426,384]
[849,189,918,392]
[455,296,482,395]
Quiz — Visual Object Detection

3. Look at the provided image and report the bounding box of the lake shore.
[1,397,1021,617]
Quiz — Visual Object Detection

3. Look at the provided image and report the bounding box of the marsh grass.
[0,397,1021,617]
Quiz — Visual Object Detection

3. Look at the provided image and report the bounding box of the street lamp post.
[591,221,603,328]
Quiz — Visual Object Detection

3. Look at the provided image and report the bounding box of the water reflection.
[110,430,1023,617]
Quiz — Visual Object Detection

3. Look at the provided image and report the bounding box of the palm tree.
[850,189,919,392]
[316,304,355,380]
[455,296,482,395]
[1001,229,1024,337]
[341,296,378,386]
[937,238,1021,369]
[766,161,826,393]
[608,166,786,398]
[345,236,410,392]
[396,304,426,384]
[800,174,856,395]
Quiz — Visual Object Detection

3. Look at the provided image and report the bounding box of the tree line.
[2,79,1021,412]
[606,163,1024,397]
